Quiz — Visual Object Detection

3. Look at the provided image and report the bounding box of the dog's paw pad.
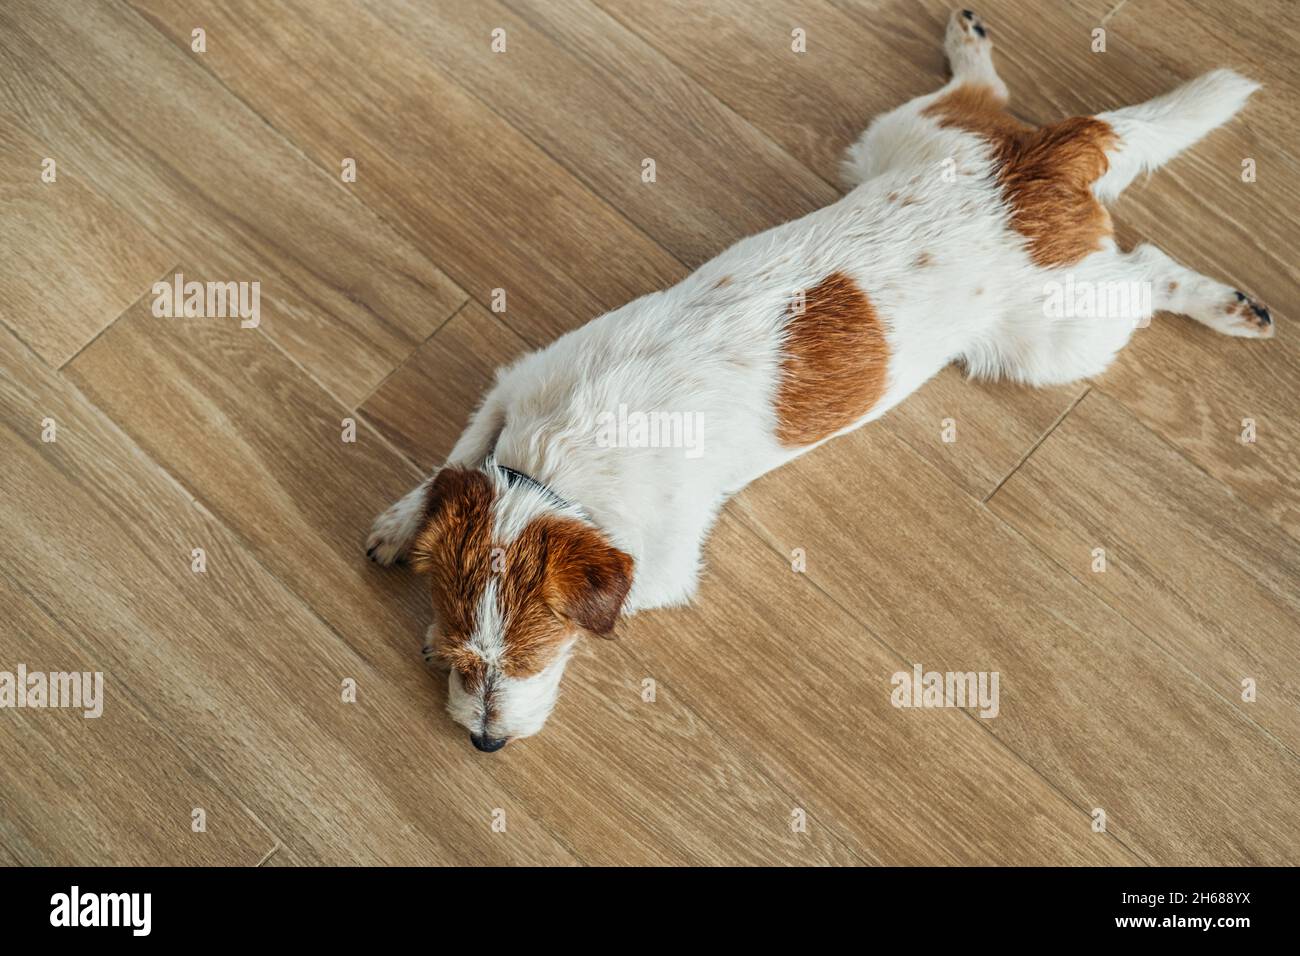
[365,522,406,565]
[1225,290,1275,338]
[955,9,990,40]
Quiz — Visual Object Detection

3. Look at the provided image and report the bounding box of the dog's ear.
[408,466,492,575]
[541,520,634,639]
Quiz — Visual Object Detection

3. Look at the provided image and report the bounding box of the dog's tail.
[1092,69,1259,203]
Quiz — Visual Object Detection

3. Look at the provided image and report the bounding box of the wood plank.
[597,0,947,184]
[0,589,277,865]
[127,0,682,347]
[881,368,1084,500]
[1097,330,1300,546]
[0,0,467,406]
[730,422,1300,864]
[465,629,866,864]
[0,119,173,367]
[361,0,834,266]
[620,514,1136,865]
[65,280,435,693]
[1098,310,1300,538]
[61,271,861,864]
[1,322,575,865]
[1097,208,1298,546]
[988,390,1300,749]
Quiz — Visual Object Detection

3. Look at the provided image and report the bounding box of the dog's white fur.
[369,10,1268,744]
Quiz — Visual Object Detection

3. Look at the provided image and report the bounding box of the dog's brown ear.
[408,466,492,575]
[541,519,634,638]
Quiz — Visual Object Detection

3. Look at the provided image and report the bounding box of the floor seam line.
[983,385,1091,504]
[59,261,181,371]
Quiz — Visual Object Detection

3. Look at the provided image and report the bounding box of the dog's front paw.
[421,625,449,671]
[366,506,414,565]
[366,480,434,565]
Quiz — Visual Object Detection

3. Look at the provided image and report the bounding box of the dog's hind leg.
[1093,70,1259,202]
[842,9,1005,188]
[942,9,1006,99]
[1121,243,1275,338]
[966,241,1275,387]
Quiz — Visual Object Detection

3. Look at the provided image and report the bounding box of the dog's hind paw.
[950,8,991,44]
[1223,290,1276,338]
[945,9,1005,97]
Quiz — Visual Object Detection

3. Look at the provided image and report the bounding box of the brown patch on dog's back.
[775,271,889,447]
[924,84,1117,267]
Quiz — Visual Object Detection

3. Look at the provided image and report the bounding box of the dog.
[367,9,1272,752]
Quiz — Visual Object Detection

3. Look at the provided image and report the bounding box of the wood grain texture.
[987,391,1300,746]
[0,0,467,406]
[365,0,836,266]
[2,0,1297,865]
[0,120,173,367]
[1,323,575,865]
[0,590,277,865]
[730,424,1300,864]
[61,276,859,865]
[623,514,1137,865]
[128,0,681,347]
[597,0,936,184]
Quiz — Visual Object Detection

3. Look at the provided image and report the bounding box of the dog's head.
[409,465,633,751]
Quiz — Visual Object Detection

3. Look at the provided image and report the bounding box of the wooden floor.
[2,0,1297,866]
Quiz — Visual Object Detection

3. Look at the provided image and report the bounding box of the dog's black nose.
[471,732,507,753]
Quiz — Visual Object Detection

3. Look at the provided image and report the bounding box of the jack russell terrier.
[366,10,1272,752]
